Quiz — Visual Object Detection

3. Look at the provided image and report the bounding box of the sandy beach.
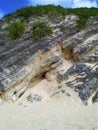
[0,77,98,130]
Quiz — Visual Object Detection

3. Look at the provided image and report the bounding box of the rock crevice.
[0,15,98,104]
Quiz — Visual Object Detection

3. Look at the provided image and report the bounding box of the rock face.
[0,14,98,104]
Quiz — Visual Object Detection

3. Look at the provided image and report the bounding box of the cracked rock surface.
[0,15,98,104]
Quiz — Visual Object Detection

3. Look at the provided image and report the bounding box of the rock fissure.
[0,14,98,104]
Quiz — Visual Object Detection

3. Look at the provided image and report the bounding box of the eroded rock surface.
[0,15,98,104]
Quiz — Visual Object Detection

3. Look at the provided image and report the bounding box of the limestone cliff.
[0,6,98,104]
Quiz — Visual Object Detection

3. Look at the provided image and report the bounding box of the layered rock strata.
[0,15,98,104]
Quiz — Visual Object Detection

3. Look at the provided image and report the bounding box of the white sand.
[0,95,98,130]
[0,78,98,130]
[0,59,98,130]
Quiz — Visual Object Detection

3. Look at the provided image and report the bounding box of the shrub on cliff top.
[9,21,26,39]
[32,21,53,41]
[5,5,98,34]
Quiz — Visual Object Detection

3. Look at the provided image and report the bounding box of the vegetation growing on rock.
[32,21,53,41]
[9,21,26,39]
[0,5,98,104]
[4,5,98,31]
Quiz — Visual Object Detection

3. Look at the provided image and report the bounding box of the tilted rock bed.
[57,63,98,104]
[0,15,98,104]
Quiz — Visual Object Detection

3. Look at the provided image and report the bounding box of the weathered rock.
[27,94,43,102]
[92,91,98,103]
[0,14,98,104]
[59,63,98,103]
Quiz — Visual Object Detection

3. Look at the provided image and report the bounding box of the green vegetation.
[32,21,53,41]
[9,21,26,39]
[5,5,98,31]
[14,5,66,18]
[66,7,98,30]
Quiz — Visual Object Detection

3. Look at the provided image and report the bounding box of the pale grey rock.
[27,94,43,102]
[0,15,98,104]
